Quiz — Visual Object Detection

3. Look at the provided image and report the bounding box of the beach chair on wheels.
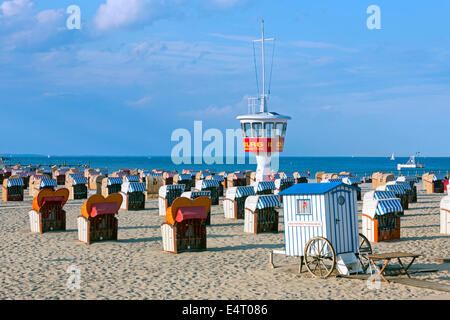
[77,194,122,244]
[29,189,69,233]
[161,196,210,253]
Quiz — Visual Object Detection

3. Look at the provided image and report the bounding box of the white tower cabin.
[237,20,291,183]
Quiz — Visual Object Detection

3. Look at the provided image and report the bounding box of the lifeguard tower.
[237,21,291,183]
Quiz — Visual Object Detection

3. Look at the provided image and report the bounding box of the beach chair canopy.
[70,174,84,179]
[72,177,87,185]
[245,195,280,212]
[125,175,141,182]
[165,196,211,225]
[159,184,185,197]
[176,206,207,223]
[81,194,122,219]
[108,177,123,185]
[384,184,406,194]
[178,174,192,180]
[7,179,24,187]
[376,199,403,216]
[394,181,412,191]
[40,179,57,188]
[396,176,418,183]
[32,188,69,211]
[255,181,275,192]
[342,176,361,185]
[210,175,224,182]
[190,191,211,198]
[321,178,343,183]
[128,182,146,193]
[149,172,162,177]
[236,186,256,198]
[295,172,309,178]
[199,180,220,189]
[433,174,445,181]
[374,191,397,200]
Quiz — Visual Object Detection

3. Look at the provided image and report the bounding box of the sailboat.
[390,153,395,161]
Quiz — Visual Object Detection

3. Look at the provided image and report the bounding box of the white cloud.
[209,0,242,9]
[93,0,249,31]
[126,96,152,107]
[0,0,33,17]
[94,0,177,31]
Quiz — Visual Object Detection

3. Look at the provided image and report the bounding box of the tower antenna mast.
[253,19,274,113]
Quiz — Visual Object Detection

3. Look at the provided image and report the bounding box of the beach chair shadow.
[402,224,440,229]
[117,237,160,243]
[208,243,284,252]
[119,225,160,230]
[402,234,449,241]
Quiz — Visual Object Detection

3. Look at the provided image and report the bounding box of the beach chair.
[145,173,165,199]
[120,182,146,210]
[195,180,220,205]
[101,177,123,197]
[377,183,409,211]
[293,172,309,184]
[89,174,106,194]
[29,175,49,197]
[440,195,450,235]
[244,195,280,234]
[77,194,122,244]
[252,181,275,195]
[161,196,210,253]
[362,191,403,242]
[2,176,24,201]
[372,172,394,190]
[274,177,296,195]
[158,185,185,217]
[227,172,246,187]
[195,171,211,185]
[223,186,255,220]
[29,188,69,233]
[396,176,418,202]
[162,171,176,185]
[65,174,88,200]
[173,174,194,191]
[181,191,212,225]
[206,175,225,197]
[53,169,68,185]
[422,173,445,194]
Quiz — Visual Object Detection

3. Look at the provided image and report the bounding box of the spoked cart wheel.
[357,233,373,273]
[304,236,336,278]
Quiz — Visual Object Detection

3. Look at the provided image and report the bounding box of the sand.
[0,183,449,300]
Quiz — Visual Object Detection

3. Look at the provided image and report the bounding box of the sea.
[3,155,450,178]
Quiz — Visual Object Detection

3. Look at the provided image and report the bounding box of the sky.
[1,0,450,157]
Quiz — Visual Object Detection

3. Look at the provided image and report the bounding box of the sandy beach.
[0,182,448,300]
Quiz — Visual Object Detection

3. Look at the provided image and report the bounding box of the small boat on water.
[390,153,395,161]
[397,153,424,170]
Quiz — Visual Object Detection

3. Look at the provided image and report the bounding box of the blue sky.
[1,0,450,157]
